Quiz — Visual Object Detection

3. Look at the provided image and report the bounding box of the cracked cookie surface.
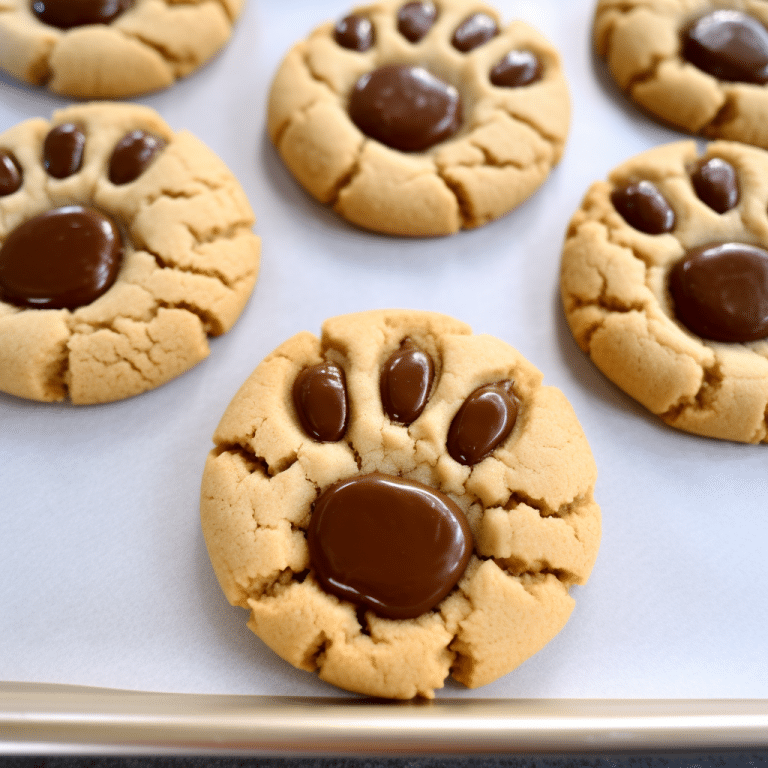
[560,140,768,443]
[200,309,600,699]
[595,0,768,147]
[0,0,243,98]
[0,102,260,404]
[267,0,571,236]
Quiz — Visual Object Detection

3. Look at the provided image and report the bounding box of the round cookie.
[560,140,768,443]
[595,0,768,148]
[267,0,571,236]
[0,102,260,404]
[0,0,243,98]
[200,309,600,699]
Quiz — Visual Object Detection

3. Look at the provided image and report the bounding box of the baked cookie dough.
[561,140,768,443]
[0,0,243,98]
[595,0,768,148]
[200,309,601,699]
[267,0,571,236]
[0,102,260,404]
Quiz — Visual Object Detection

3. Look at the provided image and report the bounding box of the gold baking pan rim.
[1,683,767,756]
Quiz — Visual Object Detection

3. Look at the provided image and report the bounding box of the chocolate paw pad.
[267,0,571,236]
[201,309,600,699]
[561,140,768,442]
[0,0,243,98]
[0,103,260,404]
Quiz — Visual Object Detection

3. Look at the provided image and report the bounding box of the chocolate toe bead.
[293,361,349,442]
[611,180,675,234]
[447,380,519,466]
[691,157,739,214]
[349,64,462,152]
[0,205,123,310]
[31,0,134,29]
[681,10,768,85]
[490,50,542,87]
[334,13,374,51]
[397,1,437,43]
[0,150,22,196]
[308,472,473,620]
[452,12,498,52]
[109,130,166,185]
[380,338,434,425]
[669,242,768,342]
[43,123,85,179]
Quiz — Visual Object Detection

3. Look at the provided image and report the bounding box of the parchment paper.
[1,0,766,700]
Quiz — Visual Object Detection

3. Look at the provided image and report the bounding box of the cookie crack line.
[140,243,253,290]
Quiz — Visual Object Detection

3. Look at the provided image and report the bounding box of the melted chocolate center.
[334,13,374,51]
[447,380,519,466]
[31,0,134,29]
[490,50,543,87]
[109,130,166,185]
[0,205,123,310]
[681,10,768,84]
[308,472,473,620]
[349,64,462,152]
[611,180,675,235]
[452,12,498,52]
[669,242,768,342]
[380,338,434,425]
[397,1,437,43]
[0,150,22,196]
[293,361,349,442]
[691,157,739,214]
[43,123,85,180]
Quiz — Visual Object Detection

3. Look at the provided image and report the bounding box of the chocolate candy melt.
[490,50,542,87]
[681,10,768,85]
[0,150,22,196]
[691,157,739,214]
[334,13,374,51]
[447,380,518,466]
[0,205,123,310]
[397,1,437,43]
[109,130,166,185]
[31,0,134,29]
[669,242,768,342]
[611,180,675,235]
[380,338,434,425]
[349,64,462,152]
[452,12,498,52]
[308,472,473,620]
[43,123,85,180]
[293,361,349,442]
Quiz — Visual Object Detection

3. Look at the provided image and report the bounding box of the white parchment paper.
[1,0,766,700]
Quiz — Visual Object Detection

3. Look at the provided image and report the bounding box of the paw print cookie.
[267,0,571,236]
[0,102,260,404]
[595,0,768,148]
[561,140,768,443]
[0,0,243,98]
[200,310,600,699]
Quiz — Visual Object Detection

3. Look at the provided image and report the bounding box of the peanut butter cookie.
[0,0,243,98]
[0,102,260,404]
[561,140,768,442]
[201,309,600,699]
[267,0,571,236]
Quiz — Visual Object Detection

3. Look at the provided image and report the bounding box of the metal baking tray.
[2,0,766,755]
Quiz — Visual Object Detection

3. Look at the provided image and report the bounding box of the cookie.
[560,140,768,443]
[0,0,243,98]
[200,309,600,699]
[267,0,571,236]
[595,0,768,148]
[0,102,260,404]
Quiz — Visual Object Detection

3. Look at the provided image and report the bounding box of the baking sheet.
[1,0,767,742]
